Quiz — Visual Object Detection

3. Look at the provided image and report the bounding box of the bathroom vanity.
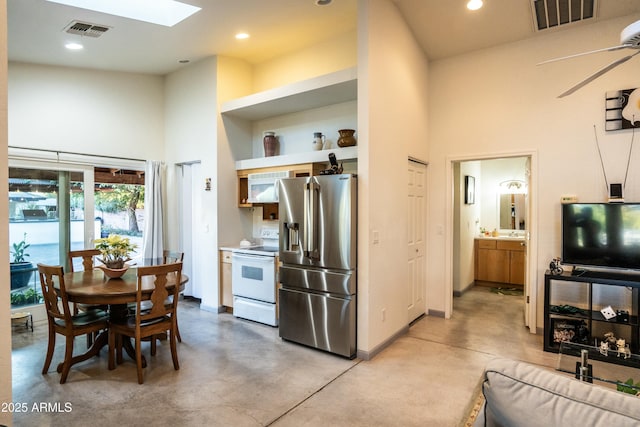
[474,237,526,286]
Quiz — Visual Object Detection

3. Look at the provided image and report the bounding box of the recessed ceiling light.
[467,0,483,11]
[65,42,84,50]
[235,33,250,40]
[46,0,201,27]
[178,59,190,64]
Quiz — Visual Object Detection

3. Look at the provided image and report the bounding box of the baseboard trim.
[199,303,219,313]
[357,324,409,361]
[428,309,445,318]
[453,282,475,297]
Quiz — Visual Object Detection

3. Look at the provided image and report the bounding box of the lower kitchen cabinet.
[474,238,526,286]
[220,250,233,310]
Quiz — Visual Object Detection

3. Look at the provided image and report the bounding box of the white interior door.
[178,163,203,299]
[523,157,531,327]
[408,159,427,322]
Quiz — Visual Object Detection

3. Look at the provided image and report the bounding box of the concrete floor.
[11,287,558,426]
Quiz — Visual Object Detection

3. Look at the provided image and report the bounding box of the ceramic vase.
[337,129,357,147]
[263,131,277,157]
[312,132,325,151]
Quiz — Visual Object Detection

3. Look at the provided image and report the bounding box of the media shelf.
[544,270,640,356]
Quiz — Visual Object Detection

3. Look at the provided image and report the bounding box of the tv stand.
[544,270,640,361]
[570,267,587,276]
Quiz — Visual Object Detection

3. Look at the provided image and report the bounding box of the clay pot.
[337,129,356,147]
[263,131,278,157]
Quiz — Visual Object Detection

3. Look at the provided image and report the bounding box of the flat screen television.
[562,203,640,271]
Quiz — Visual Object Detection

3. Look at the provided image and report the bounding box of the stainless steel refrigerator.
[278,174,357,358]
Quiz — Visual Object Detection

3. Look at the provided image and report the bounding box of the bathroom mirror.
[499,193,526,230]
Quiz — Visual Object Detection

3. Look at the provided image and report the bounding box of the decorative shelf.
[221,68,357,121]
[235,146,358,170]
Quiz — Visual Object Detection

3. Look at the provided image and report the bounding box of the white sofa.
[474,358,640,427]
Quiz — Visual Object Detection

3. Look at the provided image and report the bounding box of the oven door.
[232,252,276,303]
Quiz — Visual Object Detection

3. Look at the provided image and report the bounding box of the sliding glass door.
[9,161,94,308]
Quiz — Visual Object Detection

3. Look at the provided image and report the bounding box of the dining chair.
[68,248,102,273]
[162,250,184,264]
[163,250,184,342]
[108,262,182,384]
[38,263,110,384]
[69,248,108,347]
[138,250,185,346]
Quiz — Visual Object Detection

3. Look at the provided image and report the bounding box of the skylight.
[46,0,201,27]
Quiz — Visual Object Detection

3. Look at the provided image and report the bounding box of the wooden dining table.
[56,266,188,372]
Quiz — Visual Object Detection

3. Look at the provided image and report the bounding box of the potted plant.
[94,234,137,278]
[10,233,34,290]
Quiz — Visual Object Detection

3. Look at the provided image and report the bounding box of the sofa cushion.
[475,357,640,427]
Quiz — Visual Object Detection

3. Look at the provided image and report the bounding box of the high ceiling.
[7,0,640,75]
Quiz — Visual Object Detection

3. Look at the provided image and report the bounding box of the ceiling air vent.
[532,0,596,31]
[64,20,110,38]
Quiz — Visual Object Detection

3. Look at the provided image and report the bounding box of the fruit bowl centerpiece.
[95,234,137,279]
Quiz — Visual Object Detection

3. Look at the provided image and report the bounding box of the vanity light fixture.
[499,180,527,194]
[235,33,250,40]
[65,42,84,50]
[467,0,483,11]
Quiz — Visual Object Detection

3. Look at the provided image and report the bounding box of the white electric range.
[231,229,279,326]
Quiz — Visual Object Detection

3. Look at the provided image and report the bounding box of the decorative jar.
[263,131,278,157]
[337,129,357,147]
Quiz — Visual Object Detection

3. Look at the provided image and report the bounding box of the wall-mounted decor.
[605,88,640,131]
[464,175,475,204]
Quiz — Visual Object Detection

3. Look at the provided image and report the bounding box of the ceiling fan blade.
[537,44,631,66]
[558,51,640,98]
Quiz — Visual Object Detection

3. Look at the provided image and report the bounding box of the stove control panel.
[260,228,279,239]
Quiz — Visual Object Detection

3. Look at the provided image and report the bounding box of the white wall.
[428,14,640,328]
[164,57,219,311]
[357,0,429,355]
[8,63,164,159]
[216,57,254,247]
[454,161,481,293]
[0,3,11,425]
[253,30,357,92]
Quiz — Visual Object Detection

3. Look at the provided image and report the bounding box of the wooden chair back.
[162,250,184,264]
[38,263,72,325]
[68,249,101,272]
[135,262,183,324]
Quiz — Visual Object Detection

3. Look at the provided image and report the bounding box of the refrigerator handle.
[304,181,318,258]
[284,222,299,252]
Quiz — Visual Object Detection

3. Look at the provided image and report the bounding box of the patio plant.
[10,233,34,290]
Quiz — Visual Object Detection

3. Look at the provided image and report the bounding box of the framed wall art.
[465,175,475,204]
[605,88,640,131]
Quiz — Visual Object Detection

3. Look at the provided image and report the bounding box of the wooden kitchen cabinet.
[236,163,325,208]
[474,238,526,286]
[220,250,233,310]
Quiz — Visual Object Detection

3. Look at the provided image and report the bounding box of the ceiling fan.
[538,19,640,98]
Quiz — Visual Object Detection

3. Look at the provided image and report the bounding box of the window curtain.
[143,160,164,261]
